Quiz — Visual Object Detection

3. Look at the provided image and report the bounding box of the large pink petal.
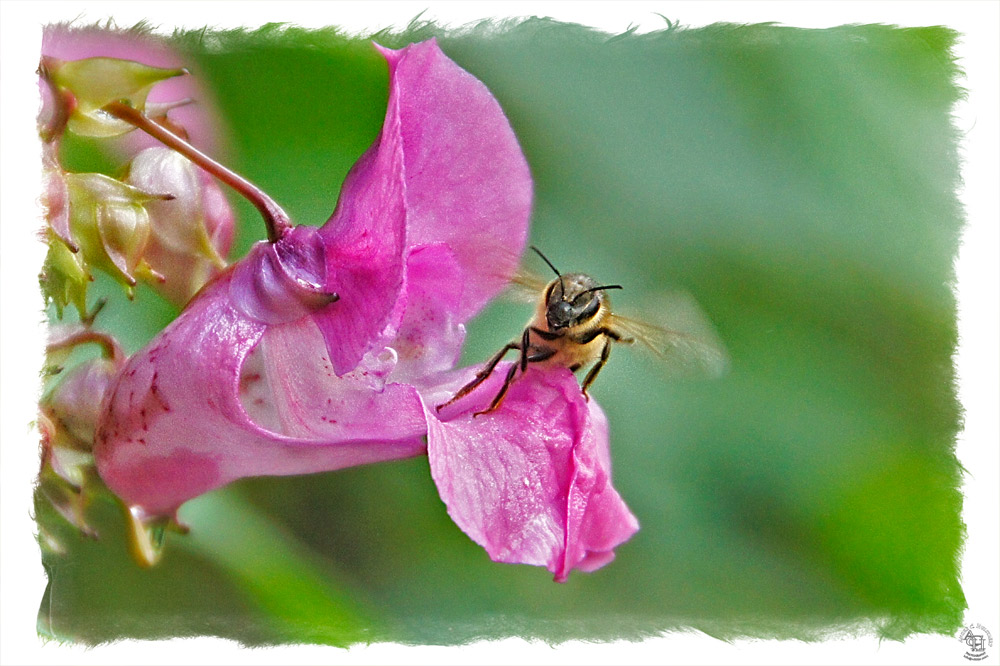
[315,39,532,372]
[378,40,532,321]
[94,272,426,518]
[426,365,639,582]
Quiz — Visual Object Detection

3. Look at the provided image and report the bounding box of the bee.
[436,246,727,417]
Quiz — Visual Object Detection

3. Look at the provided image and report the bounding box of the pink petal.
[388,243,466,383]
[315,39,532,372]
[317,97,407,375]
[240,316,426,442]
[94,273,426,518]
[376,40,532,321]
[426,365,639,582]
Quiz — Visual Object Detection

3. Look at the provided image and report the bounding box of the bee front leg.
[580,336,612,400]
[475,328,533,417]
[473,362,520,417]
[436,339,519,412]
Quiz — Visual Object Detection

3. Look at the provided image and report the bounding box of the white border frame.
[2,3,997,665]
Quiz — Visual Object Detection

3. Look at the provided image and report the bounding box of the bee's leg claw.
[438,341,520,416]
[472,362,520,418]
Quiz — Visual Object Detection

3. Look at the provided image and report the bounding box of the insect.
[436,246,727,417]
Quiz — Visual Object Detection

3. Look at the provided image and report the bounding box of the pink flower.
[93,39,637,580]
[94,39,530,516]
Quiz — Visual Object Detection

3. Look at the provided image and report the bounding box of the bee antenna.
[581,284,624,296]
[530,245,566,298]
[530,245,562,278]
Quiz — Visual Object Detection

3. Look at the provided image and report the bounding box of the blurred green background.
[40,20,966,645]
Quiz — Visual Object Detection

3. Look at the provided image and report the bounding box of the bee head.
[530,246,622,332]
[545,273,622,331]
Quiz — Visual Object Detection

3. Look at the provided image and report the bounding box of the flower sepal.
[231,225,339,327]
[41,229,91,318]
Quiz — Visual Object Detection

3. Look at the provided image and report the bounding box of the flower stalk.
[103,100,292,243]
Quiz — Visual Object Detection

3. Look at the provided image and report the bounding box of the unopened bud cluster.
[39,55,233,314]
[38,323,124,543]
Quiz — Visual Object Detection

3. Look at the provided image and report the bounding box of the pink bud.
[126,147,235,305]
[39,326,125,538]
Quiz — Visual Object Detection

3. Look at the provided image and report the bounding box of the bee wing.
[610,292,729,379]
[502,266,550,304]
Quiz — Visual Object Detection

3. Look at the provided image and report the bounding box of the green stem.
[104,101,292,243]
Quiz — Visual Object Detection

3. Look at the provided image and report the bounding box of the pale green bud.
[64,172,163,293]
[41,232,91,319]
[126,147,234,305]
[46,56,186,138]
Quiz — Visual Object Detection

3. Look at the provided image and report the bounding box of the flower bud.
[125,147,234,305]
[64,172,164,296]
[38,326,124,539]
[41,231,91,318]
[42,162,75,250]
[44,56,186,138]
